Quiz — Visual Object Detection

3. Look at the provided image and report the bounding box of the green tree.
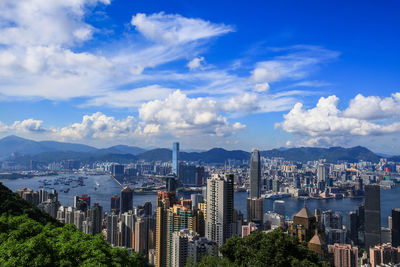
[0,214,149,267]
[197,230,326,267]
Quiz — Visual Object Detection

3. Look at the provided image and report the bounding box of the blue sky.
[0,0,400,153]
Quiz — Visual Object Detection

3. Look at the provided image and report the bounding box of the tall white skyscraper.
[172,142,179,177]
[205,173,234,248]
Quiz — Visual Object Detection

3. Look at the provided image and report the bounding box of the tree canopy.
[0,214,149,267]
[196,230,326,267]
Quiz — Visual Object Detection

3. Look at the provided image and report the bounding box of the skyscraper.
[171,229,198,267]
[317,164,329,182]
[250,149,261,198]
[155,191,176,267]
[246,197,264,223]
[391,208,400,247]
[107,213,119,246]
[166,204,197,266]
[121,186,133,213]
[365,184,381,249]
[110,195,120,214]
[172,142,179,177]
[135,217,148,254]
[206,173,234,248]
[121,211,135,248]
[90,203,103,235]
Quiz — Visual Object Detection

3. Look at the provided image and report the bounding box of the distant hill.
[97,145,146,155]
[0,135,97,159]
[261,146,381,163]
[1,135,398,164]
[138,148,172,162]
[181,148,250,163]
[11,151,138,165]
[0,135,146,160]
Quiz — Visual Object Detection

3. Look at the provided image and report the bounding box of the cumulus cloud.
[56,112,136,140]
[0,118,45,133]
[138,90,245,137]
[277,94,400,146]
[343,93,400,120]
[131,13,233,45]
[187,57,205,70]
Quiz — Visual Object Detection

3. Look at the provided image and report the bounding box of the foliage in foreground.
[196,230,326,267]
[0,182,61,226]
[0,214,149,267]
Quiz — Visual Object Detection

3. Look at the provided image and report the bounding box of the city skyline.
[1,1,400,154]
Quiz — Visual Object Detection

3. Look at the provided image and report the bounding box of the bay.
[1,174,399,227]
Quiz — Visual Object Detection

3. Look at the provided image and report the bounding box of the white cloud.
[138,90,245,137]
[253,83,270,92]
[0,0,109,47]
[12,119,45,133]
[187,57,205,70]
[83,85,174,108]
[277,94,400,147]
[250,46,339,83]
[0,118,45,133]
[55,112,136,140]
[343,93,400,120]
[131,13,233,45]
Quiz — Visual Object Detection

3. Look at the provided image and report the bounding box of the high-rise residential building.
[317,164,329,182]
[121,211,135,248]
[171,229,198,267]
[206,173,234,248]
[156,191,176,267]
[392,208,400,247]
[65,206,75,224]
[74,210,85,232]
[135,217,148,254]
[121,186,133,213]
[250,149,261,198]
[90,203,103,235]
[246,197,264,223]
[172,142,179,177]
[328,243,358,267]
[369,244,400,267]
[166,203,197,267]
[273,200,285,217]
[365,184,381,249]
[107,213,119,246]
[110,195,120,214]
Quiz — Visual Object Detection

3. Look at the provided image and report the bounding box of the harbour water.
[1,174,399,227]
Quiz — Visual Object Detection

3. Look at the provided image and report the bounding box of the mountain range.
[0,135,397,165]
